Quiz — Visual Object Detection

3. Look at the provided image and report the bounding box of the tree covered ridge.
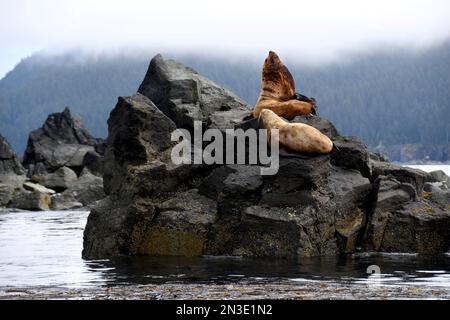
[0,43,449,159]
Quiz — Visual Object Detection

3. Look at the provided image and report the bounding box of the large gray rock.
[426,170,450,189]
[363,176,416,251]
[0,134,26,206]
[10,190,51,211]
[103,93,177,195]
[371,160,427,197]
[260,155,331,207]
[40,167,78,191]
[50,193,83,210]
[331,136,371,178]
[51,169,105,210]
[138,54,250,130]
[0,175,26,206]
[0,134,25,176]
[23,107,104,173]
[380,201,450,254]
[82,151,103,177]
[131,189,218,256]
[329,166,372,252]
[23,181,56,194]
[363,174,450,254]
[423,182,450,205]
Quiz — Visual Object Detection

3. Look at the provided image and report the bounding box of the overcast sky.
[1,0,450,78]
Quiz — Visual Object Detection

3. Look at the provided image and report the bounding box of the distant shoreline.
[402,163,450,177]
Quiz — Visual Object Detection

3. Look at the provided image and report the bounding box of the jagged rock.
[50,171,104,211]
[82,151,103,177]
[23,181,56,195]
[292,115,339,139]
[138,54,250,130]
[10,190,51,211]
[199,165,263,201]
[426,170,450,189]
[130,189,218,256]
[260,155,330,207]
[363,176,415,251]
[0,134,25,176]
[23,107,104,173]
[103,94,177,195]
[50,193,83,210]
[329,166,372,252]
[234,155,338,258]
[331,136,371,178]
[28,162,49,182]
[40,167,78,191]
[423,182,450,205]
[371,160,427,197]
[51,169,105,209]
[237,206,318,258]
[0,175,26,206]
[237,200,338,258]
[380,201,450,254]
[0,134,26,206]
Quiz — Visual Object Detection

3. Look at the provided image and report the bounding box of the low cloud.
[1,0,450,68]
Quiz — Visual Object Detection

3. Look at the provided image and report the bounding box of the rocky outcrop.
[10,191,51,211]
[50,169,104,210]
[1,109,106,211]
[23,107,104,175]
[9,108,107,210]
[329,167,372,252]
[331,136,371,179]
[427,170,450,189]
[0,134,25,176]
[370,160,427,197]
[0,134,26,206]
[137,54,250,131]
[83,54,450,259]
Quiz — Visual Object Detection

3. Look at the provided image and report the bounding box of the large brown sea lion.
[252,51,316,119]
[260,109,333,154]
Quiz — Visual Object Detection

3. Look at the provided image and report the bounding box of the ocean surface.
[405,164,450,177]
[0,165,449,296]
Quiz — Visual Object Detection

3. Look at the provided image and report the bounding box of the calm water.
[0,209,450,290]
[404,164,450,177]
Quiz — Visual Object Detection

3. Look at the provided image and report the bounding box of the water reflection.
[0,210,449,289]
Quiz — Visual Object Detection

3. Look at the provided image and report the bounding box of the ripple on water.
[0,209,450,291]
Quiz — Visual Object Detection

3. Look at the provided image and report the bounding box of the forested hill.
[1,43,449,159]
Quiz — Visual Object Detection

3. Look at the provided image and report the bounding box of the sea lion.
[260,109,333,154]
[252,51,316,119]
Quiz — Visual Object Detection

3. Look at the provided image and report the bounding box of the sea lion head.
[261,51,296,101]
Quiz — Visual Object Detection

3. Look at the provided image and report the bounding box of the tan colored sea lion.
[252,51,316,119]
[260,109,333,154]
